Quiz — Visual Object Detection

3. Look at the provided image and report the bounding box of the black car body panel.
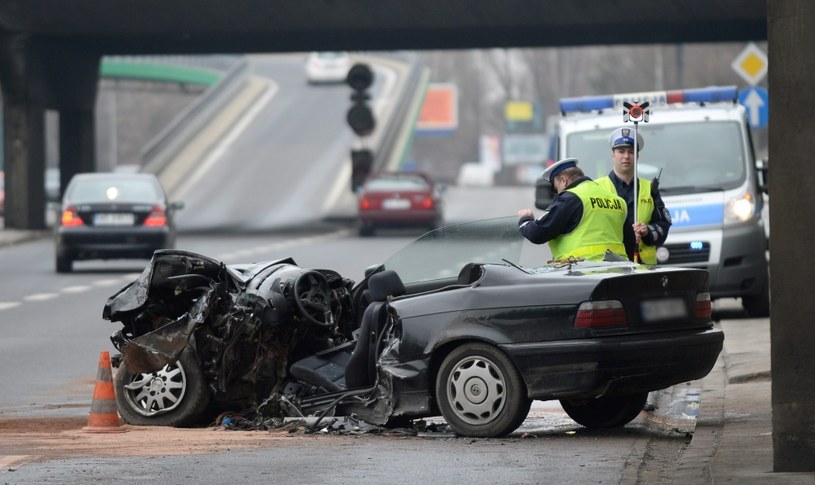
[103,216,723,436]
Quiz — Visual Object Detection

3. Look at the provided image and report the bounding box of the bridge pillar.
[0,35,99,229]
[769,0,815,473]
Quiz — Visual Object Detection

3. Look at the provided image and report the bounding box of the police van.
[550,86,769,317]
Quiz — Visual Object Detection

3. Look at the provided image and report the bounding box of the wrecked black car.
[103,216,724,438]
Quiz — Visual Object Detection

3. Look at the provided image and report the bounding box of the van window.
[565,121,746,192]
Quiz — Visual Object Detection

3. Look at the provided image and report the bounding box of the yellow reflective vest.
[548,180,628,261]
[596,176,656,264]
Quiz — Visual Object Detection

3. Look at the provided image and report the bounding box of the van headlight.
[724,191,756,224]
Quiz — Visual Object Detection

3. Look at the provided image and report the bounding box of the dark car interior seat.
[288,269,405,392]
[344,270,405,389]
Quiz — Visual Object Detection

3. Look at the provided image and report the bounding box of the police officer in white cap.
[595,127,671,264]
[517,158,632,261]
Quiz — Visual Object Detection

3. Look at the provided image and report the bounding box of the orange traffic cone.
[82,351,126,433]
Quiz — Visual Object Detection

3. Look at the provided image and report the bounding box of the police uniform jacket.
[518,176,633,260]
[598,171,672,260]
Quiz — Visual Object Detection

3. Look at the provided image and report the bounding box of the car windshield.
[366,174,429,191]
[66,177,163,204]
[565,121,746,191]
[382,216,523,284]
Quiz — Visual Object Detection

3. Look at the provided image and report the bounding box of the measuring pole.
[622,101,650,263]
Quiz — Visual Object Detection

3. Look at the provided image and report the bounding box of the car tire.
[742,284,770,318]
[55,252,73,273]
[114,347,210,427]
[435,343,531,438]
[560,392,648,428]
[358,223,375,237]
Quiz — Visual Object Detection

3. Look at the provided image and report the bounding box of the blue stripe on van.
[669,203,724,228]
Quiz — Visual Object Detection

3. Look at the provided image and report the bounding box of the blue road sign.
[739,87,769,129]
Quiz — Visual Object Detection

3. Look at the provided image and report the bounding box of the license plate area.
[382,198,411,210]
[640,297,687,322]
[94,213,135,226]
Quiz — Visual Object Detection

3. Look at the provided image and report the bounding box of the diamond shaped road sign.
[731,42,768,86]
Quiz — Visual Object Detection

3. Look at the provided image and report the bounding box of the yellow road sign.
[731,42,768,86]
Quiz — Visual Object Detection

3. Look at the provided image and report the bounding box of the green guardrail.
[100,60,222,86]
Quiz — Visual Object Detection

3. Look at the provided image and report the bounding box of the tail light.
[143,206,168,227]
[359,198,371,210]
[695,292,712,319]
[60,206,84,227]
[575,300,627,328]
[421,196,434,209]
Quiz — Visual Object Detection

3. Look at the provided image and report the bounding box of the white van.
[553,86,769,317]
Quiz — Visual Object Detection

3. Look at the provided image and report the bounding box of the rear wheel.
[358,222,375,237]
[436,343,531,437]
[55,252,73,273]
[560,392,648,428]
[114,347,210,427]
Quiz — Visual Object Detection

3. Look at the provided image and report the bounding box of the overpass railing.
[138,57,250,176]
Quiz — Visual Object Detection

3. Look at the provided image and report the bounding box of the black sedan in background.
[55,172,183,272]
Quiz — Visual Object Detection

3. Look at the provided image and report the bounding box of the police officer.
[517,158,631,261]
[595,127,672,264]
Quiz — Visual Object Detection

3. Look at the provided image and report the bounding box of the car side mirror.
[170,201,185,211]
[534,177,555,210]
[756,158,768,194]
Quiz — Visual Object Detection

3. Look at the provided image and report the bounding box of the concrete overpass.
[2,0,814,473]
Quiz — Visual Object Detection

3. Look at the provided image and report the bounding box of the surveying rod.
[622,101,650,263]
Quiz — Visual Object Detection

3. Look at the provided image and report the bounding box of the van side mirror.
[534,177,555,210]
[756,158,768,194]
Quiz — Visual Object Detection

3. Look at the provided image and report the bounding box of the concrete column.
[2,100,47,228]
[0,35,48,229]
[59,109,96,190]
[769,0,815,473]
[0,34,99,229]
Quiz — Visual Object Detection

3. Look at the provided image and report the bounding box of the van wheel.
[743,287,770,318]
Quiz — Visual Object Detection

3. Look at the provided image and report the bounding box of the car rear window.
[67,177,163,204]
[366,174,429,191]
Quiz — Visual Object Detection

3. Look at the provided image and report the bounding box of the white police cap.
[609,127,645,151]
[541,158,578,184]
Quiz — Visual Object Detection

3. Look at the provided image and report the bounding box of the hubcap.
[447,356,506,426]
[123,362,187,417]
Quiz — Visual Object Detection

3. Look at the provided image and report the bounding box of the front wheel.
[560,392,648,428]
[435,343,531,438]
[114,347,210,427]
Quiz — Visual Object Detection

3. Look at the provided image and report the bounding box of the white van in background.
[554,86,769,317]
[456,162,494,187]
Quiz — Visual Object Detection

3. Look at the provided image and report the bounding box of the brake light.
[695,292,712,319]
[61,206,84,227]
[359,198,371,210]
[143,206,167,227]
[421,196,434,209]
[575,301,627,328]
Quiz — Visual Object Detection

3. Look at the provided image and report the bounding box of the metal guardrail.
[140,57,250,176]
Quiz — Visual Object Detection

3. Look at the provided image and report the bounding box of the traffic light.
[351,148,374,192]
[346,63,375,137]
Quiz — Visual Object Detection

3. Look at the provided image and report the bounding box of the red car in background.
[357,171,444,237]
